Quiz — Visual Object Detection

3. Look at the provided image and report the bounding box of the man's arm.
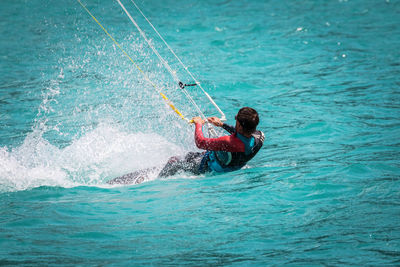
[207,117,235,134]
[222,123,235,134]
[194,122,244,152]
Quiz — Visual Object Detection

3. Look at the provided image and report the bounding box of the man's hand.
[191,117,205,125]
[207,117,223,127]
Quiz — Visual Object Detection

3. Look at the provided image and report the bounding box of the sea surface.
[1,0,400,265]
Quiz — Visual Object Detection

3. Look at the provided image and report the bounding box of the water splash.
[0,124,185,192]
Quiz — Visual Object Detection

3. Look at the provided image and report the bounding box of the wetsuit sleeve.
[195,123,244,152]
[222,123,235,134]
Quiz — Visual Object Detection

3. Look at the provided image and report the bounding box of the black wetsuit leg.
[158,152,204,177]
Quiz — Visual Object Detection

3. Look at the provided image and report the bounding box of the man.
[158,107,264,176]
[108,107,264,184]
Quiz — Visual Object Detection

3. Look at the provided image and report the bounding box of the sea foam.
[0,124,185,192]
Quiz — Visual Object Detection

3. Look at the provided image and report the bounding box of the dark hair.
[236,107,259,134]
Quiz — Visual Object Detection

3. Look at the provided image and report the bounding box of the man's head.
[235,107,259,135]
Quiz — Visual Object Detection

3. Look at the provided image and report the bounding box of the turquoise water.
[1,0,400,265]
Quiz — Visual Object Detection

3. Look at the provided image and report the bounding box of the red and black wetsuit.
[158,122,264,177]
[194,122,264,173]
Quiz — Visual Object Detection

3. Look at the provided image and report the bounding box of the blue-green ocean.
[1,0,400,265]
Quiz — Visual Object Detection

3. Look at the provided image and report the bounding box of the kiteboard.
[107,167,160,185]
